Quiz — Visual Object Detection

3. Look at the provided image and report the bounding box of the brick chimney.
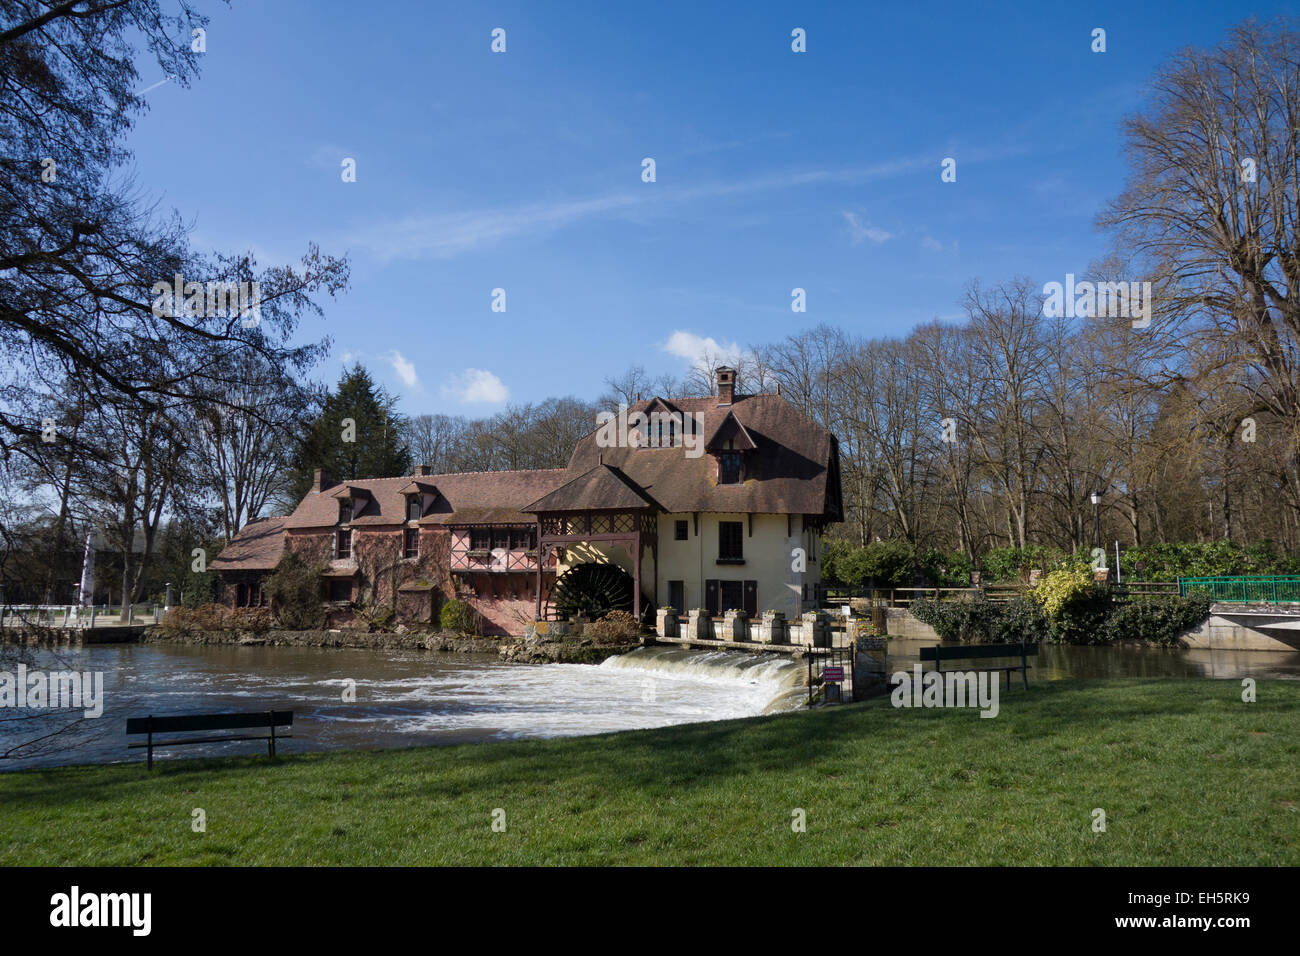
[415,464,433,477]
[716,366,737,406]
[313,468,330,493]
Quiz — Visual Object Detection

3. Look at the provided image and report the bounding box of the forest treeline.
[6,10,1300,614]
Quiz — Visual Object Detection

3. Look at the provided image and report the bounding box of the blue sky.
[126,0,1296,413]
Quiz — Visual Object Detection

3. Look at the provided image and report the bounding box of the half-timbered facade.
[214,367,842,634]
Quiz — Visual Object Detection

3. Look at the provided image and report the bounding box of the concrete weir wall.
[1180,608,1300,652]
[1,625,149,645]
[882,608,939,641]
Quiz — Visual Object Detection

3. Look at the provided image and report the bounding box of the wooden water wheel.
[550,562,634,620]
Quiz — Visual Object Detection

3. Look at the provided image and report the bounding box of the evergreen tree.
[287,365,411,501]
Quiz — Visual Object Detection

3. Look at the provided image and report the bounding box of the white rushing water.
[1,645,809,769]
[354,646,808,739]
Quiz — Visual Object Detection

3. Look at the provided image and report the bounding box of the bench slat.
[126,711,293,735]
[128,734,294,749]
[918,643,1035,661]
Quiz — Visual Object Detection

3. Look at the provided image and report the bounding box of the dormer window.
[719,451,742,484]
[338,499,353,524]
[407,496,422,521]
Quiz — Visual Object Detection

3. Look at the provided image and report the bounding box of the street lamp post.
[1090,490,1102,552]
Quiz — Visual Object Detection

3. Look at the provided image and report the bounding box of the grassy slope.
[0,678,1296,866]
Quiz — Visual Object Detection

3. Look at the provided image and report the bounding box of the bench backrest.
[919,643,1032,662]
[126,711,293,735]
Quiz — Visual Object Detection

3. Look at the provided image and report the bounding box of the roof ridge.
[328,467,569,485]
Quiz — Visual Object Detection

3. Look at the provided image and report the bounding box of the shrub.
[584,610,641,645]
[227,607,275,632]
[1102,596,1211,645]
[263,552,325,630]
[911,596,1050,644]
[1029,569,1110,643]
[978,545,1065,583]
[162,603,224,631]
[440,598,480,635]
[1120,540,1300,581]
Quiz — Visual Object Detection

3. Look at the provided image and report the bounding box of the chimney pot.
[716,366,737,406]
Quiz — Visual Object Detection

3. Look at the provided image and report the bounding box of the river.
[2,639,1297,770]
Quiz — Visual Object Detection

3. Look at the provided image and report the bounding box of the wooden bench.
[126,711,293,769]
[919,643,1033,690]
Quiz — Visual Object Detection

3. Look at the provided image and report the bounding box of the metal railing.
[1178,575,1300,604]
[0,603,162,628]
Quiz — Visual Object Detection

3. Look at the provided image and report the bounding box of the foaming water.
[600,647,808,713]
[0,644,807,770]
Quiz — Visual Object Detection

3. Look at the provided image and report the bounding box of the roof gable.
[525,464,659,513]
[705,410,757,451]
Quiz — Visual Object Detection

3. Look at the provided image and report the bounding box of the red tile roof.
[525,464,660,512]
[555,392,841,518]
[276,391,841,532]
[283,469,569,530]
[211,516,288,571]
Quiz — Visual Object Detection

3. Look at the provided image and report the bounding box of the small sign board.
[822,666,844,683]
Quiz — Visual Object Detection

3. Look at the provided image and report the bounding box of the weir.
[601,646,811,713]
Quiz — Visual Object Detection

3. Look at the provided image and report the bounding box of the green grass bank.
[1,678,1296,866]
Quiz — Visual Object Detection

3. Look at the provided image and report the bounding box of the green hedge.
[826,537,1300,587]
[823,540,973,589]
[911,592,1211,646]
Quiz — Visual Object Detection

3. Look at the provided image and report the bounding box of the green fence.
[1178,575,1300,603]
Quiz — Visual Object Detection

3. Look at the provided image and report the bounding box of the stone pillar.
[803,610,830,648]
[723,609,749,643]
[656,606,680,638]
[686,609,710,640]
[762,610,788,645]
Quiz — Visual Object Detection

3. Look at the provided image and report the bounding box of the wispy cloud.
[347,154,937,263]
[441,368,509,404]
[386,350,419,388]
[842,211,893,244]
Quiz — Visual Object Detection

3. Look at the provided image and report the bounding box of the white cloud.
[442,368,509,404]
[386,350,419,388]
[662,331,742,376]
[842,211,892,244]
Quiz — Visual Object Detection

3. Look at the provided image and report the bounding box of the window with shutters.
[718,521,744,563]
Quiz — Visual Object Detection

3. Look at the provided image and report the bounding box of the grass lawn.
[0,678,1296,866]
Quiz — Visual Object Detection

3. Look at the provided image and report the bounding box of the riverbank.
[1,678,1295,865]
[143,626,502,654]
[125,626,639,664]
